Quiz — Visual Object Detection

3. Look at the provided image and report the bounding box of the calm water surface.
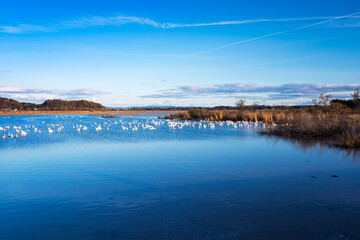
[0,115,359,240]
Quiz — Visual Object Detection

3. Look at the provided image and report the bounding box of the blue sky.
[1,0,360,107]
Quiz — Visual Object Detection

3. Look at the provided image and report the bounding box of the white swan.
[20,130,27,137]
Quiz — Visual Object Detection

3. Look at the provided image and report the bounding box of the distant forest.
[0,98,106,111]
[1,94,360,112]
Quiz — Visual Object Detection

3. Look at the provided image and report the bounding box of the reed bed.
[166,108,360,149]
[262,113,360,148]
[166,108,290,123]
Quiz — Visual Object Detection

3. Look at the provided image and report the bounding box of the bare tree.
[319,93,332,106]
[313,93,332,106]
[249,101,259,112]
[312,98,319,106]
[235,99,246,111]
[351,88,360,102]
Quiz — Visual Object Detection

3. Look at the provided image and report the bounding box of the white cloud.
[1,13,360,34]
[0,84,109,103]
[141,82,360,102]
[187,11,360,55]
[0,24,52,34]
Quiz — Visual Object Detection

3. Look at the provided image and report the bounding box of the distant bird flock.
[0,115,264,140]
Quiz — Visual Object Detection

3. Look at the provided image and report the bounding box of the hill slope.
[0,97,106,111]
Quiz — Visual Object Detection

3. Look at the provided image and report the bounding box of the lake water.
[1,115,359,240]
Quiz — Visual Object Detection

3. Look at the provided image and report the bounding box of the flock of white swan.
[0,115,264,140]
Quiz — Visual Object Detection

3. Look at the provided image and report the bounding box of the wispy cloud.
[0,24,53,34]
[141,83,360,102]
[187,11,360,55]
[0,70,11,73]
[326,18,360,28]
[0,84,109,103]
[1,14,360,34]
[166,16,360,28]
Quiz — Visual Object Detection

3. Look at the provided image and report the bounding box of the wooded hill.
[0,98,106,111]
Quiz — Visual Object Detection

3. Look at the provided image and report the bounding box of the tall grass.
[166,108,360,149]
[261,113,360,148]
[166,108,290,122]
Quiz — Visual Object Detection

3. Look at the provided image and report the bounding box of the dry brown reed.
[262,112,360,149]
[166,109,290,123]
[166,108,360,149]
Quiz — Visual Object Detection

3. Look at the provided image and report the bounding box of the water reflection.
[265,135,360,164]
[1,115,360,239]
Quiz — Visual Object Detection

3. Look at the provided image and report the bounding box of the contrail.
[187,11,360,56]
[1,14,359,34]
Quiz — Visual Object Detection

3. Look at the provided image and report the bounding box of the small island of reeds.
[166,91,360,149]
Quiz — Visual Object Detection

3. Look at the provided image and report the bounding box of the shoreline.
[0,110,186,116]
[167,109,360,149]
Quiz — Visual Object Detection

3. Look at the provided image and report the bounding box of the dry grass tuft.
[167,108,360,149]
[262,113,360,149]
